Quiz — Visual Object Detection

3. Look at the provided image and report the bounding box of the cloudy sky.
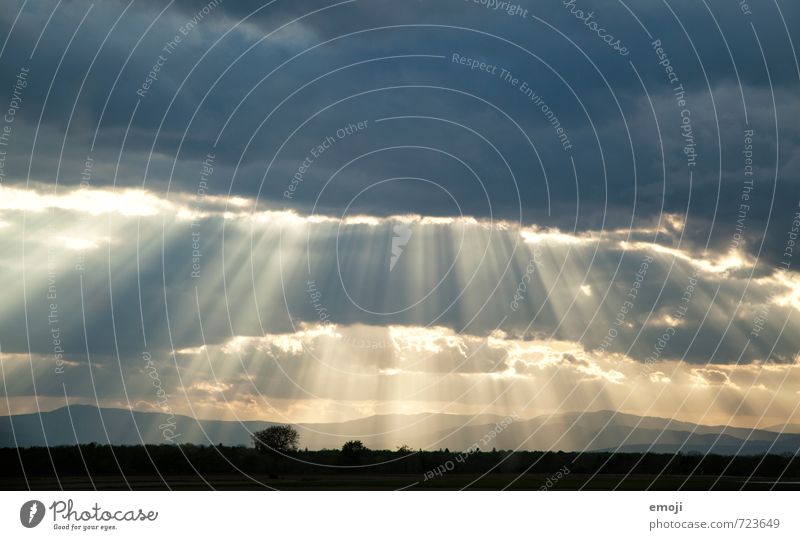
[1,0,799,433]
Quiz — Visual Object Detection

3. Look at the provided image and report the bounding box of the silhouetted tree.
[342,440,367,454]
[341,440,368,463]
[396,444,413,455]
[252,425,299,454]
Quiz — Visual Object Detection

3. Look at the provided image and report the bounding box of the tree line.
[0,424,797,484]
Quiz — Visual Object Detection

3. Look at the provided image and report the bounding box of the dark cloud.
[0,0,794,265]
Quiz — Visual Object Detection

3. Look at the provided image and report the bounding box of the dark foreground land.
[2,445,798,490]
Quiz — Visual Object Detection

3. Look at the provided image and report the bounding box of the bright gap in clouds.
[0,184,798,430]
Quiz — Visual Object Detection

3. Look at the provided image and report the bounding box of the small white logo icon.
[390,223,412,271]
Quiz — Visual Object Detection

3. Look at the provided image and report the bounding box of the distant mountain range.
[2,405,799,455]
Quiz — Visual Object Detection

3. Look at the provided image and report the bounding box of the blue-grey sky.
[0,0,799,429]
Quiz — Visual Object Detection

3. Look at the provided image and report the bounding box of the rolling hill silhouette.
[2,406,799,455]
